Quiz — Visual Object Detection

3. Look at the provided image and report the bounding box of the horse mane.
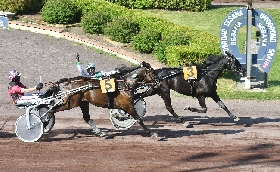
[204,54,227,71]
[180,54,225,70]
[204,54,223,64]
[154,67,183,79]
[115,61,152,75]
[115,65,141,74]
[190,54,225,70]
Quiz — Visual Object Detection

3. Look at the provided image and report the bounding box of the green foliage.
[106,0,211,11]
[22,0,45,13]
[104,17,140,43]
[0,0,45,14]
[153,30,190,63]
[130,11,172,32]
[0,0,22,13]
[73,0,129,19]
[182,0,212,11]
[73,0,219,64]
[81,11,112,34]
[41,0,80,24]
[106,0,154,9]
[132,30,161,53]
[165,44,220,66]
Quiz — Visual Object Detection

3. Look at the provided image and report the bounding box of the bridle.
[143,67,160,87]
[120,66,159,91]
[225,52,245,76]
[226,55,236,71]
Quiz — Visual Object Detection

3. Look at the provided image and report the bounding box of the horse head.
[225,51,246,77]
[121,61,157,90]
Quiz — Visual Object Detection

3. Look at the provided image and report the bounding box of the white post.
[245,2,252,89]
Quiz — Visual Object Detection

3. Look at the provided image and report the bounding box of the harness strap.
[134,84,154,99]
[187,79,196,97]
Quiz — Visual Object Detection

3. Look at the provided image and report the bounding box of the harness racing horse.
[135,51,246,124]
[43,63,158,137]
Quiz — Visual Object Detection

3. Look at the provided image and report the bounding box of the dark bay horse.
[136,51,246,123]
[43,64,158,137]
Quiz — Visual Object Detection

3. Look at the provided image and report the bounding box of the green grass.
[143,6,280,100]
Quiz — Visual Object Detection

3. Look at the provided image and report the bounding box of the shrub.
[106,0,211,11]
[81,11,112,34]
[0,0,44,14]
[72,0,220,66]
[22,0,45,13]
[104,17,140,43]
[41,0,80,24]
[132,30,161,54]
[153,30,190,63]
[74,0,128,20]
[165,44,220,67]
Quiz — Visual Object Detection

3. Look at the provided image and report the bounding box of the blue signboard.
[0,17,8,28]
[220,8,278,73]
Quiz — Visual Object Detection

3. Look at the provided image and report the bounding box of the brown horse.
[43,64,157,137]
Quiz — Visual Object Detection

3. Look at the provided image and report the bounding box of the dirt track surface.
[1,10,280,172]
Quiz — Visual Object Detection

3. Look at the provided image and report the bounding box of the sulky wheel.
[42,115,55,133]
[109,98,146,129]
[15,114,43,142]
[133,98,146,118]
[109,109,136,129]
[37,107,55,133]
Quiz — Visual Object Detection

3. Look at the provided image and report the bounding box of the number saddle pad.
[100,78,116,93]
[183,66,197,80]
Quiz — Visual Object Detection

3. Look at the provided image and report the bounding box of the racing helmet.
[9,70,21,81]
[86,63,95,70]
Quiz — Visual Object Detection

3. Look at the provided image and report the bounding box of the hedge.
[105,0,212,12]
[0,0,44,14]
[53,0,221,66]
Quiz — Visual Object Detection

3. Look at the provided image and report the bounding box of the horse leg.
[160,90,184,122]
[186,95,207,113]
[107,92,114,108]
[158,88,193,128]
[80,101,106,137]
[137,118,150,134]
[211,94,240,121]
[127,106,157,137]
[182,96,207,128]
[137,118,158,138]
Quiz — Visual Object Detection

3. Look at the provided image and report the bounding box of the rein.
[159,70,183,80]
[114,79,155,85]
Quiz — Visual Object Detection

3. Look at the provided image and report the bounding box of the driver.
[8,70,43,104]
[76,54,119,80]
[75,54,120,108]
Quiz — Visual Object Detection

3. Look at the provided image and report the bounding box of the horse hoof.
[234,117,240,122]
[183,121,193,128]
[150,132,158,138]
[177,117,184,123]
[96,131,106,137]
[188,107,195,112]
